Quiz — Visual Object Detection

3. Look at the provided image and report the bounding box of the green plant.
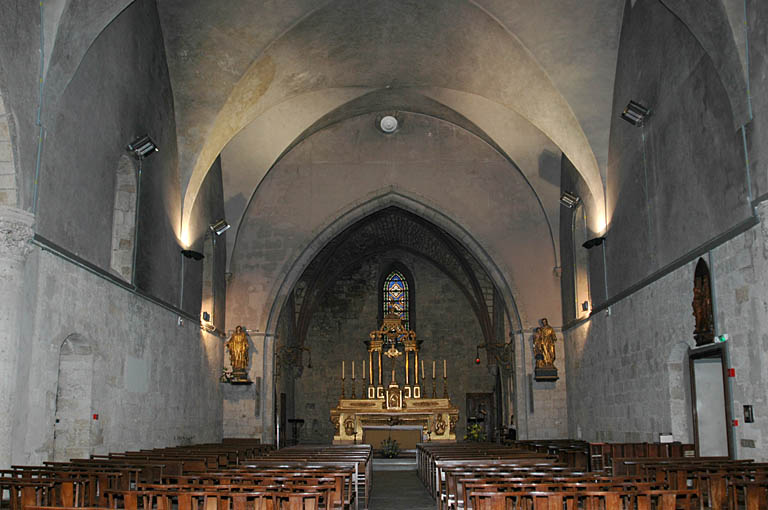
[463,423,487,442]
[380,437,400,458]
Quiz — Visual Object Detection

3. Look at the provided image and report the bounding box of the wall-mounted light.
[181,249,204,260]
[621,100,651,127]
[582,237,606,249]
[559,191,581,208]
[127,135,159,159]
[210,219,230,236]
[475,346,481,364]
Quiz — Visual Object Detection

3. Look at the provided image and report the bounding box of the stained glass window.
[383,270,409,329]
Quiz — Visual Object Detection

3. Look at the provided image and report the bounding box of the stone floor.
[368,470,434,510]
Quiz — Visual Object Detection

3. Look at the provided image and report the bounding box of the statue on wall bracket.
[533,318,558,381]
[221,325,253,384]
[693,259,715,346]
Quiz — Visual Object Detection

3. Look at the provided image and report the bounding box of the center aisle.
[368,469,434,510]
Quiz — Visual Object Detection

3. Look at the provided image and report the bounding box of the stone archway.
[257,191,527,443]
[53,335,94,461]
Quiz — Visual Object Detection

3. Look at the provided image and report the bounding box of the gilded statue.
[533,318,557,368]
[226,326,249,379]
[692,273,714,345]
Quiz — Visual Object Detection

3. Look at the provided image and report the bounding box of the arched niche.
[693,258,715,346]
[53,334,94,461]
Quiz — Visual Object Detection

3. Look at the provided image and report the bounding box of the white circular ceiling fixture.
[379,115,399,133]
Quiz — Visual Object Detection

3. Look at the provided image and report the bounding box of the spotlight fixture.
[210,219,231,236]
[621,100,651,127]
[181,249,204,260]
[560,191,580,208]
[127,135,159,159]
[582,237,606,249]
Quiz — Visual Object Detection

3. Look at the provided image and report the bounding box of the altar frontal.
[330,311,459,445]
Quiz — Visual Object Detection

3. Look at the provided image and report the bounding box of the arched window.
[572,203,591,318]
[200,233,215,328]
[110,155,137,281]
[383,269,410,329]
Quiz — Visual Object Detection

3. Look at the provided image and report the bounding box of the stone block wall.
[10,248,223,465]
[566,203,768,459]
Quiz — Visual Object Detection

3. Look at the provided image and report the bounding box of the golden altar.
[330,312,459,445]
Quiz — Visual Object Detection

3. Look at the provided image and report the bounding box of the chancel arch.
[271,207,517,443]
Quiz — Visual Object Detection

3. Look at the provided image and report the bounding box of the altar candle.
[432,360,436,378]
[444,359,447,378]
[352,361,355,379]
[342,360,345,379]
[363,360,366,380]
[421,360,425,379]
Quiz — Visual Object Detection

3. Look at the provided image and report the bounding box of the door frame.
[688,343,733,458]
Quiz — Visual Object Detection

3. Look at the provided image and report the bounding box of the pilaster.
[0,205,34,467]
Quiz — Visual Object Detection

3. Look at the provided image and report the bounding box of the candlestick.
[443,373,448,398]
[432,374,437,398]
[351,373,356,399]
[405,352,409,385]
[341,375,345,399]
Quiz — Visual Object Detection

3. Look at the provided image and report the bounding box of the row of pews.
[509,440,698,473]
[1,440,372,510]
[418,441,768,510]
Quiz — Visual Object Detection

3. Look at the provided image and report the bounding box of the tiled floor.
[368,470,435,510]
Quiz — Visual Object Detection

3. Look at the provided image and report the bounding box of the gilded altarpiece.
[330,312,459,444]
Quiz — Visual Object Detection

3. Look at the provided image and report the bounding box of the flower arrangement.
[463,423,487,442]
[380,437,401,458]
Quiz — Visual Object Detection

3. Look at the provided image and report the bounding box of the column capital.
[0,206,34,261]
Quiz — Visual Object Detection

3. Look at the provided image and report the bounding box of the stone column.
[0,205,34,467]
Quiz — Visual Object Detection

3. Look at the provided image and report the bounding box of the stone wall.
[10,247,223,465]
[605,0,752,297]
[566,202,768,459]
